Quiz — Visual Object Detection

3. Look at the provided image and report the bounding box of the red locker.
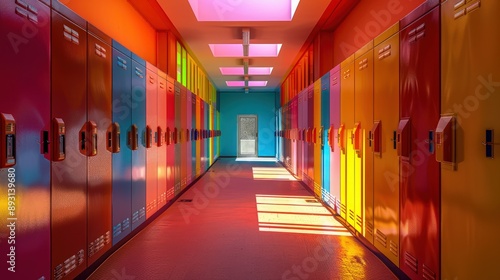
[187,90,193,184]
[0,1,51,279]
[181,86,187,189]
[174,82,181,194]
[86,24,112,265]
[51,3,88,279]
[166,77,175,201]
[145,62,158,218]
[157,70,167,208]
[399,1,441,279]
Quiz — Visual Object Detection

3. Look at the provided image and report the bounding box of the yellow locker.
[373,23,400,266]
[313,79,322,197]
[340,55,355,223]
[441,0,500,278]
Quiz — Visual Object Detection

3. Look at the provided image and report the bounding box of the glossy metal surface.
[399,3,441,279]
[174,82,181,194]
[157,70,167,208]
[51,7,88,279]
[166,77,175,201]
[373,23,400,267]
[329,65,341,213]
[87,26,112,265]
[320,72,330,204]
[0,1,51,278]
[313,79,322,197]
[441,0,500,278]
[145,63,158,218]
[180,86,187,189]
[354,41,374,238]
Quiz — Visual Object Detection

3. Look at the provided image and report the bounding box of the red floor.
[87,158,397,280]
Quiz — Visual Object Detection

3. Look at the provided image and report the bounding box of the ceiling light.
[219,67,274,76]
[210,44,282,57]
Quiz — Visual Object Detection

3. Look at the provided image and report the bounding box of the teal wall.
[220,92,276,157]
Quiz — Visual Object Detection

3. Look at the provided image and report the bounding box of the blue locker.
[321,72,330,202]
[111,40,132,244]
[131,53,147,230]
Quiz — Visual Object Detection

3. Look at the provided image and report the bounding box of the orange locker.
[340,55,355,222]
[373,23,401,266]
[313,79,322,197]
[441,0,500,278]
[157,70,167,208]
[354,41,374,237]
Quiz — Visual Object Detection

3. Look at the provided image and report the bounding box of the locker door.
[441,0,500,278]
[340,55,355,222]
[204,101,209,169]
[292,96,298,175]
[329,65,341,212]
[209,105,214,166]
[200,101,205,171]
[51,6,88,279]
[166,77,175,201]
[180,87,187,189]
[313,79,322,197]
[321,72,330,203]
[0,1,51,279]
[399,2,441,279]
[196,96,201,176]
[111,41,132,245]
[191,92,197,180]
[157,71,167,208]
[174,82,181,194]
[131,54,146,230]
[302,89,308,181]
[373,23,400,266]
[354,41,374,238]
[87,25,112,265]
[296,94,303,180]
[306,84,314,190]
[145,63,158,218]
[186,90,192,184]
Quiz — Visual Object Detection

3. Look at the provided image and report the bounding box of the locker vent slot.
[160,192,167,203]
[112,223,122,238]
[349,209,355,221]
[138,207,145,219]
[356,215,363,228]
[332,76,339,86]
[375,229,387,247]
[390,240,399,256]
[422,263,436,280]
[358,58,368,70]
[89,232,109,257]
[378,44,392,60]
[53,249,84,280]
[167,188,175,199]
[94,43,107,58]
[339,202,347,215]
[366,221,374,236]
[132,210,139,224]
[135,67,144,78]
[404,251,418,273]
[343,69,351,79]
[454,0,481,20]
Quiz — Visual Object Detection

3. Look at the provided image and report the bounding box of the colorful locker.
[313,79,322,197]
[186,90,193,184]
[306,84,314,190]
[200,101,206,171]
[329,65,341,213]
[292,96,298,175]
[209,105,214,166]
[145,62,158,218]
[51,3,88,278]
[0,1,51,278]
[166,77,175,201]
[399,1,441,278]
[354,41,374,237]
[299,89,306,181]
[191,91,197,180]
[215,111,220,160]
[204,101,209,170]
[174,81,181,194]
[340,55,355,222]
[373,23,400,266]
[157,70,167,208]
[87,24,113,265]
[441,0,500,278]
[320,72,330,203]
[180,86,187,189]
[196,96,201,176]
[296,93,303,180]
[130,53,147,230]
[111,40,133,245]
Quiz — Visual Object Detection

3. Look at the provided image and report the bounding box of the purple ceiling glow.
[220,67,274,75]
[189,0,301,22]
[210,44,282,57]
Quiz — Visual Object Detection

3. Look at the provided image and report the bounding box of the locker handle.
[319,127,324,147]
[157,127,164,147]
[484,129,496,158]
[52,118,66,161]
[128,124,138,150]
[107,122,120,153]
[391,131,397,150]
[42,130,49,154]
[145,125,153,148]
[1,113,16,167]
[89,121,98,157]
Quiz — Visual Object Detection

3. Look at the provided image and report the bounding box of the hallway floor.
[87,158,397,280]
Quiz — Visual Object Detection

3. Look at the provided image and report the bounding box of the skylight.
[209,44,282,57]
[220,67,274,76]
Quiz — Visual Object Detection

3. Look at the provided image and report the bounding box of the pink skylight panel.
[249,81,268,87]
[210,44,282,57]
[220,67,273,75]
[226,81,245,87]
[189,0,301,22]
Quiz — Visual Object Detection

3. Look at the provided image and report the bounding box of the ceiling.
[132,0,357,94]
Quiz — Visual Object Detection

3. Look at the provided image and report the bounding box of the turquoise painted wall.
[220,92,276,157]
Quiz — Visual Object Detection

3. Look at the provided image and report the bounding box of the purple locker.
[0,1,51,279]
[87,24,112,265]
[399,1,441,279]
[51,3,88,279]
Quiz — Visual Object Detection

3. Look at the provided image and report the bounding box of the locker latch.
[1,113,16,167]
